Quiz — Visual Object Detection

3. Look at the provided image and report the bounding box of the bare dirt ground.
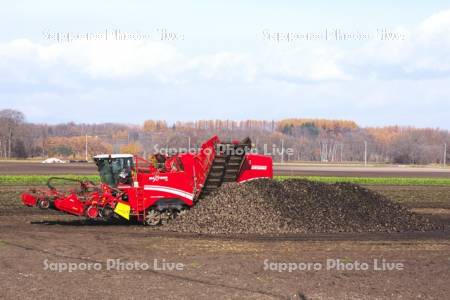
[0,162,97,175]
[2,161,450,178]
[1,185,450,299]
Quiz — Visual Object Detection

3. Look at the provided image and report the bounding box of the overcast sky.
[1,0,450,128]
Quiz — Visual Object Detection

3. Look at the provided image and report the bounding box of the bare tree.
[0,109,25,158]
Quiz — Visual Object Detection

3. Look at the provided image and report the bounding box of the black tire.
[144,210,162,226]
[100,205,114,220]
[38,198,50,209]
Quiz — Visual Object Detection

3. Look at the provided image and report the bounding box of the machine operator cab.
[93,153,185,188]
[93,154,134,187]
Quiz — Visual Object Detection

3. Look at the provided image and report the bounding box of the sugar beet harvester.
[21,136,273,225]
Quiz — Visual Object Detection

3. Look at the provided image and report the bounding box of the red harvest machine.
[21,136,273,225]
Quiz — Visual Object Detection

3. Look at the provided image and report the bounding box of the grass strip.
[0,175,449,186]
[275,176,450,186]
[0,175,100,186]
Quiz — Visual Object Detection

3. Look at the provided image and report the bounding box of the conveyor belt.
[200,138,251,198]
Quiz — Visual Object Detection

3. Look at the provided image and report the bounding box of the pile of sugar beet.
[162,179,437,234]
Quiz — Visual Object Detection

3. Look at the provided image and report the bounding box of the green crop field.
[0,175,100,186]
[0,175,449,186]
[275,176,450,186]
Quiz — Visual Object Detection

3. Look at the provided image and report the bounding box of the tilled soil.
[1,184,449,299]
[1,214,449,300]
[163,179,437,234]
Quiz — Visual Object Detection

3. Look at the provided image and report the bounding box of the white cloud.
[343,9,450,79]
[0,38,352,87]
[1,9,450,127]
[0,39,182,81]
[261,44,350,82]
[3,7,450,88]
[187,52,256,82]
[419,10,450,38]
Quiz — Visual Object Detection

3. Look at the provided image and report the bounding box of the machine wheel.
[37,198,50,209]
[100,205,114,220]
[160,210,174,225]
[145,210,162,226]
[86,206,99,219]
[176,209,188,218]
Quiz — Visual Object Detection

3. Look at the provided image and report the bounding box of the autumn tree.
[120,143,143,155]
[143,120,168,132]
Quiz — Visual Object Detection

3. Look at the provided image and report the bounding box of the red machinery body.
[236,154,273,183]
[21,136,273,225]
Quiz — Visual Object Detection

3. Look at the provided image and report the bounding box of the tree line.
[1,109,448,165]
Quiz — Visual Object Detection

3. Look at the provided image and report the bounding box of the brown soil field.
[1,185,449,299]
[0,162,97,175]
